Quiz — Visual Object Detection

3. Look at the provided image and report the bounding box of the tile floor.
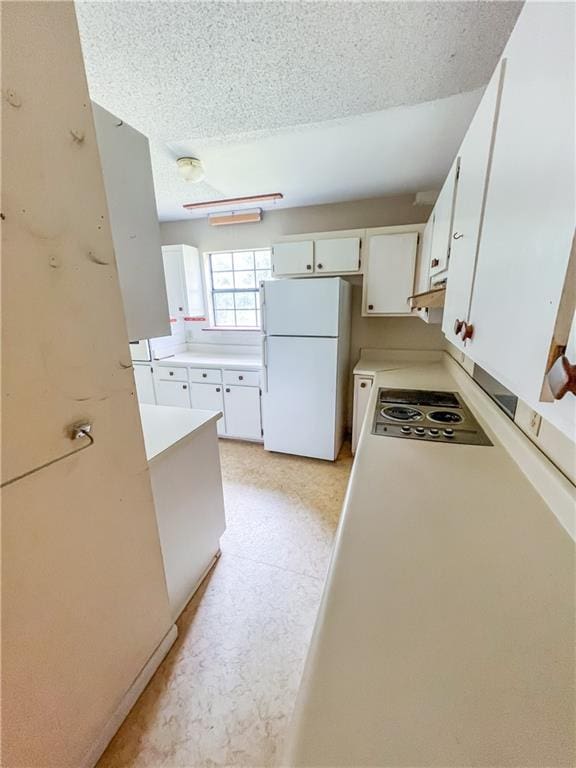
[97,440,353,768]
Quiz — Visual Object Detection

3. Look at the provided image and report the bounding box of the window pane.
[211,252,232,271]
[213,292,234,309]
[236,309,257,327]
[256,269,271,285]
[234,270,256,289]
[235,291,256,309]
[214,310,235,327]
[233,251,254,271]
[212,271,234,289]
[255,250,271,269]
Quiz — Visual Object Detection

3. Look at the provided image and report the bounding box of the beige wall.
[2,4,172,766]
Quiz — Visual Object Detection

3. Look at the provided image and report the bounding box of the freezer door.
[263,336,338,460]
[263,277,341,337]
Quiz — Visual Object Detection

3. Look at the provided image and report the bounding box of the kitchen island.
[285,354,575,767]
[139,404,226,621]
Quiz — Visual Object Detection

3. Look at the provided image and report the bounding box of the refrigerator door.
[263,277,341,337]
[263,335,338,460]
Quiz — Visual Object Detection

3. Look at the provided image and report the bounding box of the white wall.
[160,193,444,355]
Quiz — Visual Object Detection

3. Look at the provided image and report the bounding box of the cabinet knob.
[360,382,367,388]
[183,384,187,390]
[546,355,576,399]
[460,322,474,341]
[431,258,439,268]
[368,304,374,311]
[454,319,464,336]
[317,263,323,270]
[169,371,174,376]
[179,306,183,312]
[306,264,312,270]
[202,372,207,378]
[238,375,244,380]
[216,387,221,392]
[453,232,463,240]
[225,388,230,393]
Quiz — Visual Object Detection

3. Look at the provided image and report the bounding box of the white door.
[271,241,314,276]
[155,380,191,408]
[442,60,505,351]
[363,232,418,315]
[461,3,575,442]
[189,382,226,435]
[314,238,360,273]
[133,364,156,404]
[263,336,338,460]
[263,277,341,337]
[429,158,459,277]
[224,385,262,440]
[352,376,373,454]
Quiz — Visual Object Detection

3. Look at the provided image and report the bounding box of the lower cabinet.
[189,382,226,435]
[223,385,262,440]
[154,379,191,408]
[352,375,374,453]
[133,363,156,404]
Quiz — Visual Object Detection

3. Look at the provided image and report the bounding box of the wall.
[160,193,444,355]
[2,4,173,766]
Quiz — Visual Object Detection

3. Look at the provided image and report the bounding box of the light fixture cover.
[177,157,205,183]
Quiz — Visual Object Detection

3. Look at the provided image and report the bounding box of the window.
[206,248,272,328]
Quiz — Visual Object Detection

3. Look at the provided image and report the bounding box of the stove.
[371,388,492,446]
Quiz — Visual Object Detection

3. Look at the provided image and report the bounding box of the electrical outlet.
[528,410,542,437]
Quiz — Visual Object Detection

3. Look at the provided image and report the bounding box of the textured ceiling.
[75,0,522,220]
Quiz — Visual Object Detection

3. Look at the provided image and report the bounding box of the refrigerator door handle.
[259,281,267,334]
[261,335,268,392]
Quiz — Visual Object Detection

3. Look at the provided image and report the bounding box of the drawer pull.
[183,384,187,390]
[169,371,174,376]
[225,388,231,393]
[238,375,244,381]
[460,322,474,341]
[202,373,207,378]
[216,387,221,393]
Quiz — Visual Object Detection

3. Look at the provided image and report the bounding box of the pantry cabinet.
[352,376,374,453]
[362,229,419,315]
[224,385,262,440]
[189,383,226,435]
[442,59,505,351]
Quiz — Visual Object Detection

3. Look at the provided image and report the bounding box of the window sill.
[201,327,262,332]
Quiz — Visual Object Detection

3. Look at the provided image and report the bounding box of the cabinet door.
[463,2,575,439]
[189,383,226,435]
[224,385,262,440]
[272,241,314,276]
[363,232,418,315]
[92,103,170,342]
[155,380,191,408]
[133,365,156,404]
[314,237,360,273]
[442,60,505,351]
[161,246,187,319]
[429,158,459,277]
[352,377,373,454]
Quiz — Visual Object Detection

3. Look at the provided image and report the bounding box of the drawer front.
[223,369,260,386]
[154,365,188,382]
[189,367,222,384]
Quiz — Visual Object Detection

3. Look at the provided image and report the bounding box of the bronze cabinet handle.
[546,355,576,399]
[431,258,439,268]
[454,319,464,336]
[460,322,474,341]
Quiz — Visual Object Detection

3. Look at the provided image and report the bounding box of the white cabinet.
[272,241,314,276]
[92,103,170,342]
[363,230,419,315]
[429,158,460,277]
[161,244,205,320]
[314,237,360,273]
[442,60,505,351]
[155,380,191,408]
[352,376,373,454]
[224,385,262,440]
[412,215,443,325]
[189,383,226,435]
[133,364,156,404]
[460,1,575,438]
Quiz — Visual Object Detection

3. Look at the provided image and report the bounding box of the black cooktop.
[378,389,461,408]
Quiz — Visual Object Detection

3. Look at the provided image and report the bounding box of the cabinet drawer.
[223,369,260,386]
[189,367,222,384]
[154,365,188,382]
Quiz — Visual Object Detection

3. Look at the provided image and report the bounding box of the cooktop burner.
[372,388,491,446]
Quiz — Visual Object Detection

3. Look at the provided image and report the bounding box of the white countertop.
[286,357,575,767]
[156,351,262,370]
[139,404,221,462]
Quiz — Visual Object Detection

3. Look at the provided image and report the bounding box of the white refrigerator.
[261,277,351,461]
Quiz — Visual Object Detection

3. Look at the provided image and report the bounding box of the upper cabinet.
[92,103,170,341]
[271,231,361,276]
[161,244,205,320]
[441,60,506,351]
[362,229,419,316]
[429,158,460,278]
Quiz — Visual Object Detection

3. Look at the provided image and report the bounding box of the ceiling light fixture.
[177,157,205,183]
[183,192,283,211]
[208,209,262,226]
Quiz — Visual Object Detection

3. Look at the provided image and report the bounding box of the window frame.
[203,247,272,331]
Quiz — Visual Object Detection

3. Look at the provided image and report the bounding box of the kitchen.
[2,2,575,768]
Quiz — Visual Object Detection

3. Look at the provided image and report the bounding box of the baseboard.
[80,623,178,768]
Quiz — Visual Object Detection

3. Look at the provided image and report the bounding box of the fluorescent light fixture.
[208,209,262,226]
[183,192,283,211]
